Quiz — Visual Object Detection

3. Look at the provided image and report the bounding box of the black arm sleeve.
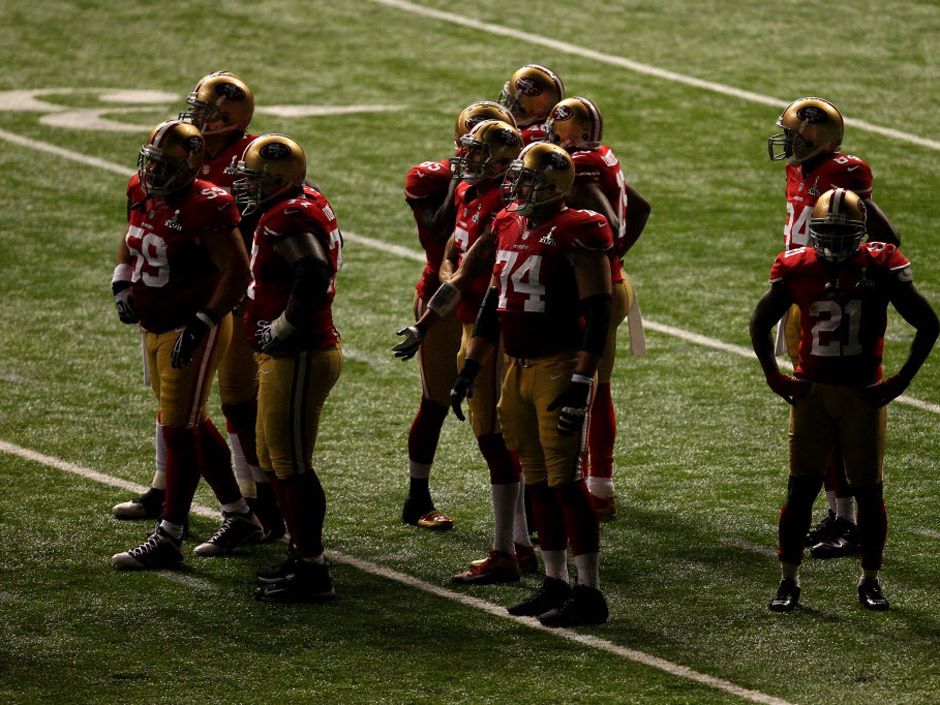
[290,255,334,309]
[580,293,612,357]
[472,287,501,346]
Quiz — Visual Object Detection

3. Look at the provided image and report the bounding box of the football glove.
[393,325,424,361]
[859,373,909,408]
[112,281,138,325]
[255,314,296,354]
[547,375,593,436]
[171,310,216,369]
[449,359,481,421]
[765,371,812,405]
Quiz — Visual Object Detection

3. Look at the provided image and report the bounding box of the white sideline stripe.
[0,127,936,416]
[367,0,940,152]
[913,528,940,540]
[1,437,796,705]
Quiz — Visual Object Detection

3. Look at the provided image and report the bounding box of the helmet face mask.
[233,134,306,215]
[451,120,522,183]
[137,120,204,197]
[768,97,844,165]
[497,64,564,128]
[809,188,867,263]
[180,71,254,136]
[501,142,574,216]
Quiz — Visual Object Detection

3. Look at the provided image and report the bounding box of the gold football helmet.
[181,71,254,136]
[501,142,574,215]
[453,119,523,182]
[137,119,204,197]
[232,134,306,215]
[497,64,565,127]
[768,97,843,165]
[809,188,867,262]
[545,97,604,150]
[454,100,517,144]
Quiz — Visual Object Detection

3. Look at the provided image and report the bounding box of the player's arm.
[862,274,939,407]
[863,198,900,246]
[438,232,460,281]
[568,183,619,233]
[449,277,500,421]
[112,237,137,324]
[620,184,651,257]
[255,231,334,353]
[749,282,811,404]
[171,227,250,368]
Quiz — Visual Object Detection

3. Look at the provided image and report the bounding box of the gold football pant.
[256,346,342,480]
[145,314,232,428]
[414,292,461,406]
[788,382,887,487]
[498,352,588,488]
[217,314,259,405]
[457,322,505,438]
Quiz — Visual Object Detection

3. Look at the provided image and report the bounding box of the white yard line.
[0,437,796,705]
[367,0,940,152]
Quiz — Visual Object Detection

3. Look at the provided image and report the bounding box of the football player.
[396,119,537,583]
[234,134,344,602]
[768,97,900,558]
[111,119,263,570]
[451,142,613,627]
[400,101,516,532]
[545,97,651,520]
[750,188,938,612]
[112,71,284,541]
[497,64,565,145]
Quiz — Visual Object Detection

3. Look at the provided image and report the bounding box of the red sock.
[587,382,615,479]
[477,432,520,484]
[276,470,326,557]
[855,484,888,571]
[407,398,449,465]
[221,400,259,466]
[197,418,241,506]
[161,426,201,525]
[554,481,599,555]
[529,482,567,551]
[777,475,823,565]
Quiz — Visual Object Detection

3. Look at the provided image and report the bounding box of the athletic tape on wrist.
[427,281,461,318]
[112,263,133,284]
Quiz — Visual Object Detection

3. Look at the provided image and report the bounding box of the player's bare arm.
[203,226,251,319]
[568,183,619,235]
[570,247,613,378]
[449,276,500,421]
[620,184,651,256]
[863,198,900,247]
[750,282,811,404]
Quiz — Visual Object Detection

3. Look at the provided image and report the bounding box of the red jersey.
[244,185,343,351]
[571,145,629,282]
[124,176,240,334]
[521,122,548,146]
[783,152,873,249]
[404,158,453,300]
[492,207,613,358]
[770,242,911,386]
[453,180,505,323]
[199,132,259,249]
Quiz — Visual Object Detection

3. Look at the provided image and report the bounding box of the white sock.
[152,420,167,490]
[586,476,614,498]
[159,520,184,540]
[512,481,531,546]
[221,499,249,514]
[409,460,432,480]
[541,550,568,582]
[491,482,519,554]
[781,561,800,586]
[825,490,837,514]
[835,497,856,523]
[228,432,257,499]
[303,554,326,565]
[250,464,268,483]
[860,569,879,584]
[574,552,600,589]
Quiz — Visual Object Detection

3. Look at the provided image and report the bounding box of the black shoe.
[193,510,263,557]
[112,525,183,570]
[247,487,286,542]
[810,518,858,559]
[507,577,573,617]
[539,585,609,627]
[769,578,801,612]
[858,578,890,611]
[805,510,837,546]
[112,486,165,520]
[254,560,335,602]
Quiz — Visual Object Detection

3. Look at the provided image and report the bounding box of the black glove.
[112,281,138,325]
[393,325,424,360]
[171,311,216,369]
[449,359,481,421]
[547,375,593,436]
[255,314,296,354]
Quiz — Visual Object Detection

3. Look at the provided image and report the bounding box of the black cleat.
[247,487,286,542]
[507,577,573,617]
[805,509,837,546]
[858,578,890,611]
[254,559,335,602]
[193,511,263,557]
[810,518,858,559]
[769,578,801,612]
[402,495,453,530]
[112,525,183,570]
[112,486,165,520]
[538,585,609,627]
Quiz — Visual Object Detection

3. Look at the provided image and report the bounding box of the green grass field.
[1,2,938,704]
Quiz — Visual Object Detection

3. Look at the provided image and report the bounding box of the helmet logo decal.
[551,105,573,121]
[516,77,542,96]
[260,142,292,160]
[797,106,826,123]
[215,83,246,100]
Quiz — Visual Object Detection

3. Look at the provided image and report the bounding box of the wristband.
[196,308,220,327]
[112,263,133,285]
[571,373,593,386]
[427,281,461,318]
[461,358,482,380]
[271,313,297,339]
